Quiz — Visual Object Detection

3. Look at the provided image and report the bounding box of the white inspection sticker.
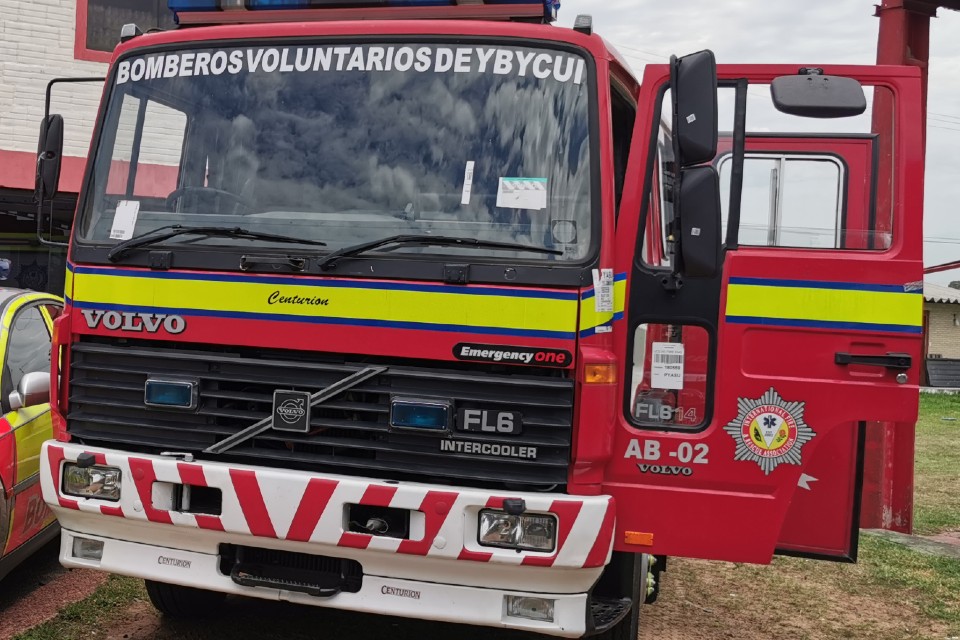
[461,161,475,205]
[651,342,685,390]
[497,177,547,210]
[591,268,615,313]
[109,200,141,241]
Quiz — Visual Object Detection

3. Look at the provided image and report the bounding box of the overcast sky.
[560,1,960,284]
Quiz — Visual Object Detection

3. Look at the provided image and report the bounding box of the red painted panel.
[0,150,87,194]
[0,418,14,498]
[777,423,861,558]
[605,64,924,565]
[70,309,578,368]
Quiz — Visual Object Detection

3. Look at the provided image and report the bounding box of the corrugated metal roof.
[925,281,960,304]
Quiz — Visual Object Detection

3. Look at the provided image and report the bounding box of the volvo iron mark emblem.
[273,390,311,433]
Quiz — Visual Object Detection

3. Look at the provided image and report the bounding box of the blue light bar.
[169,0,220,11]
[169,0,560,22]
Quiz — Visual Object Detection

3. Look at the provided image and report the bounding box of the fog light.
[63,464,122,501]
[479,510,557,552]
[72,536,104,561]
[505,595,555,623]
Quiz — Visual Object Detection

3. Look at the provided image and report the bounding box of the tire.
[144,580,227,618]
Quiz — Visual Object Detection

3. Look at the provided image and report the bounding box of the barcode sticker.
[109,200,141,241]
[651,342,684,390]
[461,161,475,205]
[592,268,615,313]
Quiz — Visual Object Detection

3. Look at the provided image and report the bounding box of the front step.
[590,596,632,633]
[220,544,363,597]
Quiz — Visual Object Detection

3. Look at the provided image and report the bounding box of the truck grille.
[67,338,574,489]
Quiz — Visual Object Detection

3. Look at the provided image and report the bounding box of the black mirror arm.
[666,55,684,285]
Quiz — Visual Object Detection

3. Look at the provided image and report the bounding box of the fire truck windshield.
[77,43,594,265]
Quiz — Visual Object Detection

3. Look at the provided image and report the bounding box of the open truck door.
[610,62,924,564]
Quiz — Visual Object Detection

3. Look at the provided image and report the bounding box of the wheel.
[144,579,226,618]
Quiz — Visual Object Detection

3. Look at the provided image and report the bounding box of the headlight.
[62,464,122,501]
[478,510,557,553]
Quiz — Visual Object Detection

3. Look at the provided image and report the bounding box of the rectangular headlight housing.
[145,378,198,410]
[479,510,557,553]
[63,464,122,502]
[72,536,105,561]
[505,595,555,623]
[390,397,451,432]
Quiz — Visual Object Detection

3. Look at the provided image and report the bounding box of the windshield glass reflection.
[79,43,595,264]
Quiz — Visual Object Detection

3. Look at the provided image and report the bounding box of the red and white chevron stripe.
[42,443,615,569]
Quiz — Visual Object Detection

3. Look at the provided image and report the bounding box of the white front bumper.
[59,529,591,637]
[43,442,617,637]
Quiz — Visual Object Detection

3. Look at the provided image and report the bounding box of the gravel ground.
[0,539,107,640]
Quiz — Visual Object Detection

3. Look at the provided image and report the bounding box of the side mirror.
[671,50,719,167]
[36,114,64,200]
[771,73,867,119]
[9,371,51,411]
[678,166,722,278]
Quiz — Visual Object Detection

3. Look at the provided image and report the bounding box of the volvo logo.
[277,398,305,424]
[272,390,312,433]
[81,309,186,334]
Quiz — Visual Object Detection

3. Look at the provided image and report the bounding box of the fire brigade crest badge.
[723,388,815,475]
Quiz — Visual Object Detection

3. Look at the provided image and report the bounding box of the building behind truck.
[0,0,177,294]
[29,1,926,638]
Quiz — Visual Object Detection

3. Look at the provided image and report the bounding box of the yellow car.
[0,290,63,580]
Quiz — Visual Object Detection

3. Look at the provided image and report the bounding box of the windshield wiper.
[318,234,563,271]
[107,225,327,262]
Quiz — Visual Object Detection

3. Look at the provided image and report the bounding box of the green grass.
[858,533,960,631]
[914,393,960,536]
[14,575,146,640]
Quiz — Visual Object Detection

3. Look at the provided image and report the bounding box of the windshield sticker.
[115,46,587,87]
[497,178,548,211]
[109,200,140,241]
[461,161,475,206]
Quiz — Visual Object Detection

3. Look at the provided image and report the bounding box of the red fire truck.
[32,1,923,637]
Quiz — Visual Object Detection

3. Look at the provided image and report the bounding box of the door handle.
[834,352,912,370]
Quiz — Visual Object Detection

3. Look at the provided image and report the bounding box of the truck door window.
[630,323,709,428]
[610,81,637,217]
[718,85,894,251]
[719,154,844,248]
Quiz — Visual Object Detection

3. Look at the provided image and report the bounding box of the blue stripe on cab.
[726,315,923,335]
[727,277,916,294]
